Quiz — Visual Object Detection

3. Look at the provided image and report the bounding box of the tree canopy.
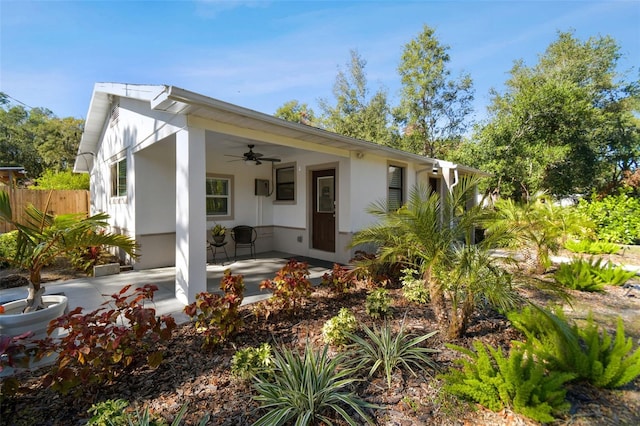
[394,25,474,158]
[318,50,397,148]
[0,94,84,183]
[454,31,639,200]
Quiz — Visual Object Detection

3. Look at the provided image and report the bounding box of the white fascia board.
[156,85,487,173]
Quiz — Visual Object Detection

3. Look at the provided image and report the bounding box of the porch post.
[175,127,207,304]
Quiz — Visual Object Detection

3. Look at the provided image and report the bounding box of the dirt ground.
[1,248,639,426]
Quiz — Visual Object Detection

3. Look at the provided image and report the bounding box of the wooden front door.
[312,169,335,252]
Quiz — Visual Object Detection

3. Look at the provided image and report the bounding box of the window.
[388,165,404,211]
[111,158,127,197]
[275,165,295,201]
[206,175,232,217]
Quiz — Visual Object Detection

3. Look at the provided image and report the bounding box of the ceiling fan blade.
[260,157,281,162]
[224,154,244,158]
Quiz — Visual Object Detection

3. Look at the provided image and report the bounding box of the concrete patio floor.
[0,251,334,324]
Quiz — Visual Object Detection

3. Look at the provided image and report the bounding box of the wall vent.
[109,102,120,127]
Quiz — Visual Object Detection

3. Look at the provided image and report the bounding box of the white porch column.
[175,127,207,304]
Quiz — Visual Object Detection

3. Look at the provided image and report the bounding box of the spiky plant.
[347,321,439,389]
[252,344,376,426]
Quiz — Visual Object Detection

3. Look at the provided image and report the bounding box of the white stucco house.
[73,83,484,304]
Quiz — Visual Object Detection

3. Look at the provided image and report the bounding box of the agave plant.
[0,191,138,312]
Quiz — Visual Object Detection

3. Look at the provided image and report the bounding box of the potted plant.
[211,224,226,244]
[0,191,138,339]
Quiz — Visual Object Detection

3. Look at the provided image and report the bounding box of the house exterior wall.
[89,94,470,269]
[90,97,184,266]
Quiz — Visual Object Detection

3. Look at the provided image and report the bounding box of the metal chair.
[231,225,257,259]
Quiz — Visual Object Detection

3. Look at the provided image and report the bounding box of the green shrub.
[440,341,574,423]
[564,239,620,255]
[554,257,636,291]
[87,400,208,426]
[400,268,429,304]
[509,306,640,388]
[365,288,393,319]
[33,169,90,190]
[0,230,17,268]
[576,191,640,244]
[231,343,273,380]
[347,322,438,389]
[87,399,130,426]
[252,344,376,426]
[322,308,358,346]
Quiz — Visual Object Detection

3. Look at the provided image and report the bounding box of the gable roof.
[74,83,487,176]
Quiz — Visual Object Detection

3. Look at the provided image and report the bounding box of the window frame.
[206,174,234,220]
[387,163,405,211]
[274,163,296,204]
[110,157,127,198]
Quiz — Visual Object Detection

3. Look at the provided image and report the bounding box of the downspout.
[450,167,459,192]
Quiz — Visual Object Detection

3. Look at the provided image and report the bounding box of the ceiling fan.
[225,144,281,165]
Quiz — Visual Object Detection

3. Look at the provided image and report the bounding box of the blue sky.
[1,0,638,125]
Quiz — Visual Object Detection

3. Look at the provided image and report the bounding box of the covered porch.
[0,252,335,324]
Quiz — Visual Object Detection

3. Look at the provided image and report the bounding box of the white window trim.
[273,162,296,205]
[206,173,234,220]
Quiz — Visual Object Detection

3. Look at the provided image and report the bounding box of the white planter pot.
[0,295,69,340]
[0,295,69,376]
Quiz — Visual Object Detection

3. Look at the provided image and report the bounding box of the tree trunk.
[23,282,46,313]
[425,267,448,327]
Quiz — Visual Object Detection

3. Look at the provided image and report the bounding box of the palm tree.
[350,176,521,338]
[485,193,589,274]
[0,191,138,312]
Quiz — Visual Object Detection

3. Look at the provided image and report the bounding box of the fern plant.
[591,260,637,287]
[564,239,620,255]
[441,341,574,423]
[554,258,606,292]
[554,257,636,291]
[509,306,640,388]
[347,322,438,389]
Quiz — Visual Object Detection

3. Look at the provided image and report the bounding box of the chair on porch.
[231,225,257,259]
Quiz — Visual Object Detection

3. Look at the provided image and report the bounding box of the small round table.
[207,241,230,265]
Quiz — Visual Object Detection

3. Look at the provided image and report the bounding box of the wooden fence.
[0,189,90,233]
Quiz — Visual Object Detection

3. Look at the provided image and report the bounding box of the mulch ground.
[2,272,640,426]
[2,247,640,425]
